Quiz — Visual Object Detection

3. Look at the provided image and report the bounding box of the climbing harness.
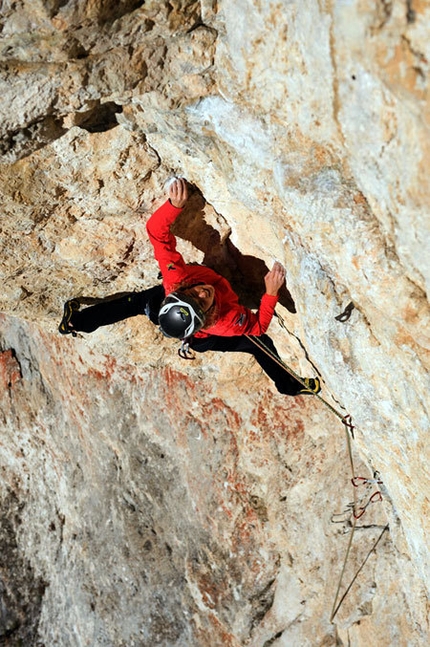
[242,331,386,622]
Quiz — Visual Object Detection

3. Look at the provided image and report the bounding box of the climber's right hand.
[169,178,189,209]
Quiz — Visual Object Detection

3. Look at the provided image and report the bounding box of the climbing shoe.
[58,298,80,337]
[297,377,321,395]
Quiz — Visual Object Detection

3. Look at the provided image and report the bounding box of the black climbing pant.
[190,334,302,396]
[71,286,302,395]
[71,285,165,332]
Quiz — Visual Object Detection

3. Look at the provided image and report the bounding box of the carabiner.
[178,341,195,360]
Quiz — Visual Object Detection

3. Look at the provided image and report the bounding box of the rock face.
[0,1,429,645]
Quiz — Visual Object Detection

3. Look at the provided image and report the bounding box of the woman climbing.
[59,178,320,396]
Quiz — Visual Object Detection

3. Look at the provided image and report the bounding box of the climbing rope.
[244,333,386,622]
[330,524,389,621]
[245,334,349,422]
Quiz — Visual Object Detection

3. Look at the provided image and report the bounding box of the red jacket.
[146,200,278,338]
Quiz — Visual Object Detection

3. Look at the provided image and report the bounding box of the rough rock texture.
[0,1,429,645]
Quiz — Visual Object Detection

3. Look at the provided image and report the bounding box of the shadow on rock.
[172,186,296,313]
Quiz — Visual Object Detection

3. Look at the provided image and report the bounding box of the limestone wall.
[0,1,429,645]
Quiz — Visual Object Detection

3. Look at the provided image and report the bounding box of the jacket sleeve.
[231,293,278,336]
[249,293,278,335]
[146,199,188,288]
[201,292,278,338]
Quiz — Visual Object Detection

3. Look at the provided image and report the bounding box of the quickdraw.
[178,341,195,360]
[335,301,355,322]
[341,414,355,439]
[353,490,383,520]
[351,473,383,488]
[332,486,384,525]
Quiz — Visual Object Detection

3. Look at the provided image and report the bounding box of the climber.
[59,178,320,396]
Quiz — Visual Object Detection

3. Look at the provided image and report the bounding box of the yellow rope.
[245,335,348,421]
